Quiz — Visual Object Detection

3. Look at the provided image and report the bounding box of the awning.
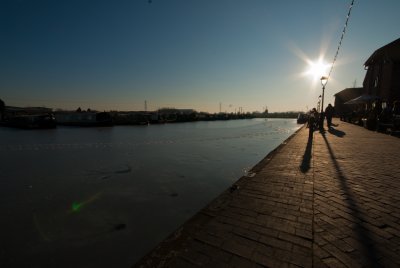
[344,94,380,105]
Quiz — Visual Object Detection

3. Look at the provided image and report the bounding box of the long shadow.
[300,134,313,173]
[328,127,346,137]
[320,132,380,267]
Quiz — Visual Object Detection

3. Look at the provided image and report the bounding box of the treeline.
[111,110,300,125]
[265,112,300,119]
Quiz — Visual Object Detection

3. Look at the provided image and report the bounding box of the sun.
[306,58,330,80]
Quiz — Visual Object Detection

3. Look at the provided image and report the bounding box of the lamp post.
[317,95,321,113]
[319,76,328,129]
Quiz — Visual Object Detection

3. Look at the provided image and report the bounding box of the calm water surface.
[0,118,300,267]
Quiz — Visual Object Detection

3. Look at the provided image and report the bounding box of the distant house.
[334,87,365,116]
[363,38,400,104]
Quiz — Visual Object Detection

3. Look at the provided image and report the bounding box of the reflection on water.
[0,118,299,267]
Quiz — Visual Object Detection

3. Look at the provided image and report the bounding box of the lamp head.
[320,76,328,87]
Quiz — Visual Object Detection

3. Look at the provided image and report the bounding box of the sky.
[1,0,399,113]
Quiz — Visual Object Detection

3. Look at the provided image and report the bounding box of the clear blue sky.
[1,0,399,113]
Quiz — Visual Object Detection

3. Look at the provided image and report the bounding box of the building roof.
[334,87,364,101]
[364,38,400,66]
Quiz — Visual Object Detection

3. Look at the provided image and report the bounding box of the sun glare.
[306,58,330,80]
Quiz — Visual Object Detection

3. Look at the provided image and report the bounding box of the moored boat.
[0,114,57,129]
[297,113,309,124]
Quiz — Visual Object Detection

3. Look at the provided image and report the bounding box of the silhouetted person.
[325,104,334,128]
[393,101,400,130]
[379,104,392,123]
[393,101,400,116]
[373,100,383,116]
[308,108,317,139]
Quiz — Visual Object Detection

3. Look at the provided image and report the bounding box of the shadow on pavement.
[321,132,380,266]
[328,127,346,137]
[300,134,313,173]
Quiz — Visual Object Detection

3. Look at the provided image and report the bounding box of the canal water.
[0,118,300,267]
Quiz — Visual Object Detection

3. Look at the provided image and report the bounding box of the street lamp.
[320,76,328,129]
[317,95,321,112]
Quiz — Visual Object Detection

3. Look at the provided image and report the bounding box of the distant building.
[363,38,400,104]
[334,87,365,116]
[157,108,197,122]
[334,38,400,115]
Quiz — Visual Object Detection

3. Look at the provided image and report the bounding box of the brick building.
[363,38,400,105]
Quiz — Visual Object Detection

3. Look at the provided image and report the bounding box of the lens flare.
[305,58,330,80]
[286,40,335,89]
[33,213,52,242]
[72,202,83,212]
[70,192,102,213]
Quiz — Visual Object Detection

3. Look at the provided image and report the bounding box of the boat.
[0,114,57,129]
[55,112,113,126]
[297,113,309,124]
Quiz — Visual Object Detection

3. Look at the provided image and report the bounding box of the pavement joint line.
[311,129,316,267]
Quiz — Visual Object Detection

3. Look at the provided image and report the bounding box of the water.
[0,118,300,267]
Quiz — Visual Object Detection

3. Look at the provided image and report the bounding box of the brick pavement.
[135,119,400,267]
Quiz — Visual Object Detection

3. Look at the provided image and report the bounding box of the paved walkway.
[135,119,400,267]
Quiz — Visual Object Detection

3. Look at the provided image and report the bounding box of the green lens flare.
[72,202,83,212]
[70,192,102,213]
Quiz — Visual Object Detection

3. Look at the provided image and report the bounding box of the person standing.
[325,103,334,128]
[308,108,317,139]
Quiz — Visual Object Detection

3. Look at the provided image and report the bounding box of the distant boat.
[297,113,308,124]
[55,112,113,127]
[0,114,57,129]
